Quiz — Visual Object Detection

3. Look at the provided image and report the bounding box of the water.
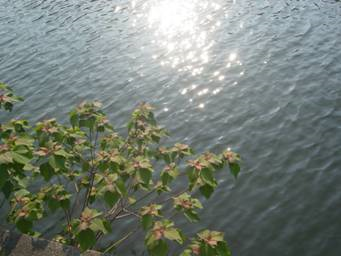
[1,0,341,255]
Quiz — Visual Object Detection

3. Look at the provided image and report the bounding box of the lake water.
[1,0,341,255]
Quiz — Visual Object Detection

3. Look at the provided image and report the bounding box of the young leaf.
[164,228,183,244]
[90,219,112,234]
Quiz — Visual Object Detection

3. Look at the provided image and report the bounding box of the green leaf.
[60,199,70,210]
[49,155,65,170]
[54,155,66,169]
[69,111,79,127]
[141,215,153,230]
[11,152,30,165]
[184,210,200,223]
[54,149,71,158]
[0,169,9,188]
[79,117,96,130]
[161,172,173,186]
[149,240,168,256]
[164,228,183,244]
[16,218,33,234]
[115,179,127,196]
[216,241,232,256]
[82,208,102,219]
[127,120,134,132]
[202,243,216,256]
[139,168,152,185]
[180,249,192,256]
[1,181,13,198]
[90,219,111,234]
[0,152,13,164]
[199,184,214,199]
[14,188,30,198]
[40,162,55,181]
[47,198,60,212]
[104,191,120,207]
[77,229,96,252]
[186,168,197,184]
[82,161,90,172]
[229,163,240,178]
[128,196,136,205]
[200,168,216,187]
[15,137,33,146]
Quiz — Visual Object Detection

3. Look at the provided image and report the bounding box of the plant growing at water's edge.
[0,82,241,256]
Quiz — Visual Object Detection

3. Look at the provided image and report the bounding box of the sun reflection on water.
[130,0,245,110]
[148,0,197,36]
[140,0,223,73]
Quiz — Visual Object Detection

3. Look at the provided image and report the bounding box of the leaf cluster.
[0,83,241,255]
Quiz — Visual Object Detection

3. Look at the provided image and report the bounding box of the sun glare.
[130,0,240,108]
[148,0,197,37]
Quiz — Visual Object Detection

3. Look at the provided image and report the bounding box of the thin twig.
[155,188,188,205]
[130,188,156,208]
[115,212,137,220]
[0,197,6,209]
[55,177,72,235]
[122,208,141,219]
[103,226,139,254]
[70,181,80,217]
[82,128,98,211]
[96,200,124,241]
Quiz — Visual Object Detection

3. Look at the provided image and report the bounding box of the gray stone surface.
[0,227,105,256]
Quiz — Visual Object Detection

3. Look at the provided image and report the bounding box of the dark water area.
[1,0,341,255]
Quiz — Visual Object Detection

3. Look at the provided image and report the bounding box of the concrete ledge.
[0,227,104,256]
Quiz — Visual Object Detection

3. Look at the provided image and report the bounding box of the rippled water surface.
[1,0,341,255]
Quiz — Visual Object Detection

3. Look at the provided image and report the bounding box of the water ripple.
[1,0,341,255]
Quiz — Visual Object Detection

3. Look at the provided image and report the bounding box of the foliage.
[0,83,241,255]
